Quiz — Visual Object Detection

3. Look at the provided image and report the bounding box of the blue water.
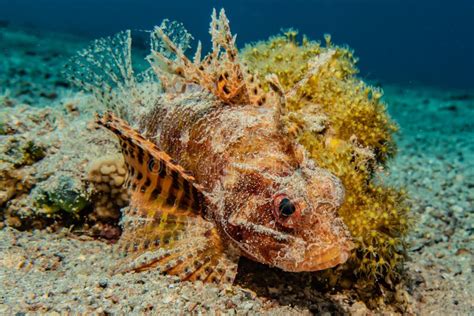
[0,0,473,89]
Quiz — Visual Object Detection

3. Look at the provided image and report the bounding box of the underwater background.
[1,0,473,89]
[0,1,473,315]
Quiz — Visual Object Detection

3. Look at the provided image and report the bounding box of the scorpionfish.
[96,9,353,284]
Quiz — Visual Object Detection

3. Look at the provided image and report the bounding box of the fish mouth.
[299,244,353,272]
[280,241,354,272]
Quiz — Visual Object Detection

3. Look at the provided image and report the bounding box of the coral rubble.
[0,95,122,236]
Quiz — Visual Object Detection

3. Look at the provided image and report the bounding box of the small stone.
[455,248,471,256]
[225,299,236,309]
[435,252,445,258]
[109,295,119,304]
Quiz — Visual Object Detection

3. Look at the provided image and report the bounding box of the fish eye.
[272,194,300,228]
[279,197,296,217]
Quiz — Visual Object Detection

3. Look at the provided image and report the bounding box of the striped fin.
[96,112,203,217]
[115,223,239,283]
[96,112,239,283]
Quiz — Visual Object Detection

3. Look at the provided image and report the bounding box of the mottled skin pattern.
[138,91,353,272]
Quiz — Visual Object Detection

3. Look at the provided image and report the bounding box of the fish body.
[140,94,351,271]
[95,9,353,283]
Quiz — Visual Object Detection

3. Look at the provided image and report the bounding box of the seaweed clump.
[241,31,410,294]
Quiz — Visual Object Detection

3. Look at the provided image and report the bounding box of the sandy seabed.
[0,26,473,315]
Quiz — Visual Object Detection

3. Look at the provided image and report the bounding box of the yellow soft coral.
[241,32,409,289]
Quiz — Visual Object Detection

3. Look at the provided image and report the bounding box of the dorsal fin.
[147,9,274,107]
[96,112,239,283]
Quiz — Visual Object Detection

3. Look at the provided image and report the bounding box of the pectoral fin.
[96,112,239,283]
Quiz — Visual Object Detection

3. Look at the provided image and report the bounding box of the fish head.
[221,150,354,272]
